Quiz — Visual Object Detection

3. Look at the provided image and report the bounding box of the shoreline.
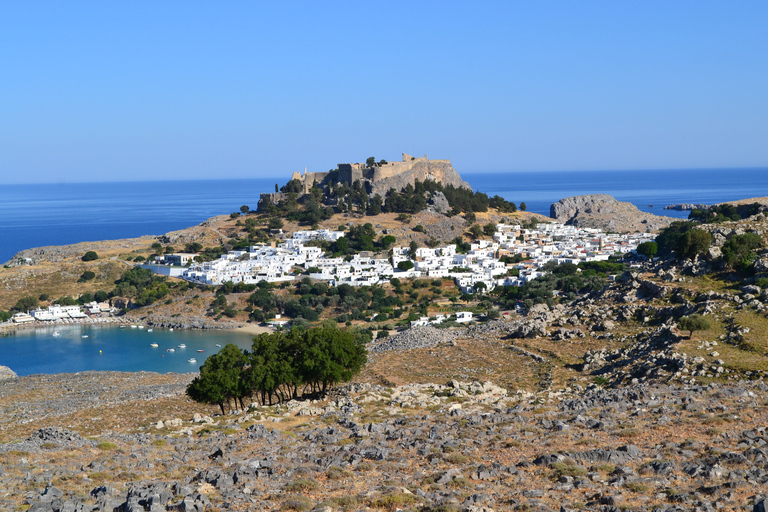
[0,315,272,336]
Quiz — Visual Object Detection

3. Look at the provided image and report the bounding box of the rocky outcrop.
[370,159,472,197]
[0,365,17,380]
[550,194,676,233]
[664,203,710,211]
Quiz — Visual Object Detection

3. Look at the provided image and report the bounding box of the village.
[171,221,654,294]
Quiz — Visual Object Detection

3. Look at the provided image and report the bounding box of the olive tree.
[678,314,711,339]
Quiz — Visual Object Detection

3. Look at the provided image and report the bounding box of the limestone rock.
[0,365,17,381]
[550,194,675,233]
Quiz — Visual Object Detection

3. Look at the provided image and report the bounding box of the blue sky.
[1,1,766,184]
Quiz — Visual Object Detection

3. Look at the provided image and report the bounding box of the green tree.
[519,202,527,211]
[186,344,250,414]
[483,223,497,236]
[295,326,367,394]
[0,311,10,322]
[78,270,96,282]
[268,217,284,230]
[722,232,762,270]
[12,295,38,312]
[676,229,712,260]
[636,241,658,260]
[397,260,415,271]
[409,240,418,255]
[366,156,376,167]
[469,224,483,239]
[81,251,98,262]
[240,205,250,214]
[678,314,711,338]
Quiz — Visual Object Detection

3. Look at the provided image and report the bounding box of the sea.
[0,324,256,376]
[1,167,767,375]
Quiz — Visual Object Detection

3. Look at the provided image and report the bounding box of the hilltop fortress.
[258,153,472,210]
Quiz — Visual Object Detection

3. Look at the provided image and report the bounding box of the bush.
[413,224,425,233]
[397,260,414,271]
[81,251,98,262]
[284,479,318,492]
[78,270,96,282]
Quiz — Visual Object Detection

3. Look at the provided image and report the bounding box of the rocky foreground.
[1,369,767,512]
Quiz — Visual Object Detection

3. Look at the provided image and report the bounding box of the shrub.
[78,270,96,282]
[370,492,419,511]
[284,479,318,492]
[326,466,352,480]
[81,251,98,261]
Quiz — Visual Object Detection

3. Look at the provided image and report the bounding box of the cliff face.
[551,194,675,233]
[370,159,472,196]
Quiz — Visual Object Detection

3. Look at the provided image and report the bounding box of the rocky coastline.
[664,203,711,211]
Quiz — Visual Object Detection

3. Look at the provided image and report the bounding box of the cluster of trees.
[244,277,408,325]
[186,326,367,413]
[261,175,521,220]
[495,260,625,310]
[689,203,762,224]
[655,222,712,260]
[721,232,762,271]
[655,221,763,272]
[112,268,183,307]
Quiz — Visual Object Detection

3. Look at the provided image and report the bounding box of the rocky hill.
[3,213,768,510]
[551,194,676,233]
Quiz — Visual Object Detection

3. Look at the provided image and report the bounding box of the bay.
[0,325,256,376]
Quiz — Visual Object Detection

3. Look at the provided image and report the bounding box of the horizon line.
[1,165,766,186]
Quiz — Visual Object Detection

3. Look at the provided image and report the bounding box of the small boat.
[52,331,60,337]
[138,325,145,329]
[178,344,186,348]
[150,343,159,347]
[197,349,204,353]
[82,335,89,338]
[147,328,153,332]
[120,325,126,329]
[169,328,174,331]
[130,325,138,329]
[215,344,221,347]
[167,348,175,352]
[187,358,197,363]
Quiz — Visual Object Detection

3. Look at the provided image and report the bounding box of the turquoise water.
[0,325,257,376]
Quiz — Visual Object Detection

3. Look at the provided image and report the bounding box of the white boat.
[167,348,175,352]
[82,335,89,338]
[138,325,144,329]
[187,358,197,364]
[178,344,186,348]
[52,331,60,337]
[147,328,153,332]
[169,328,174,331]
[150,343,159,347]
[215,344,221,347]
[130,325,138,329]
